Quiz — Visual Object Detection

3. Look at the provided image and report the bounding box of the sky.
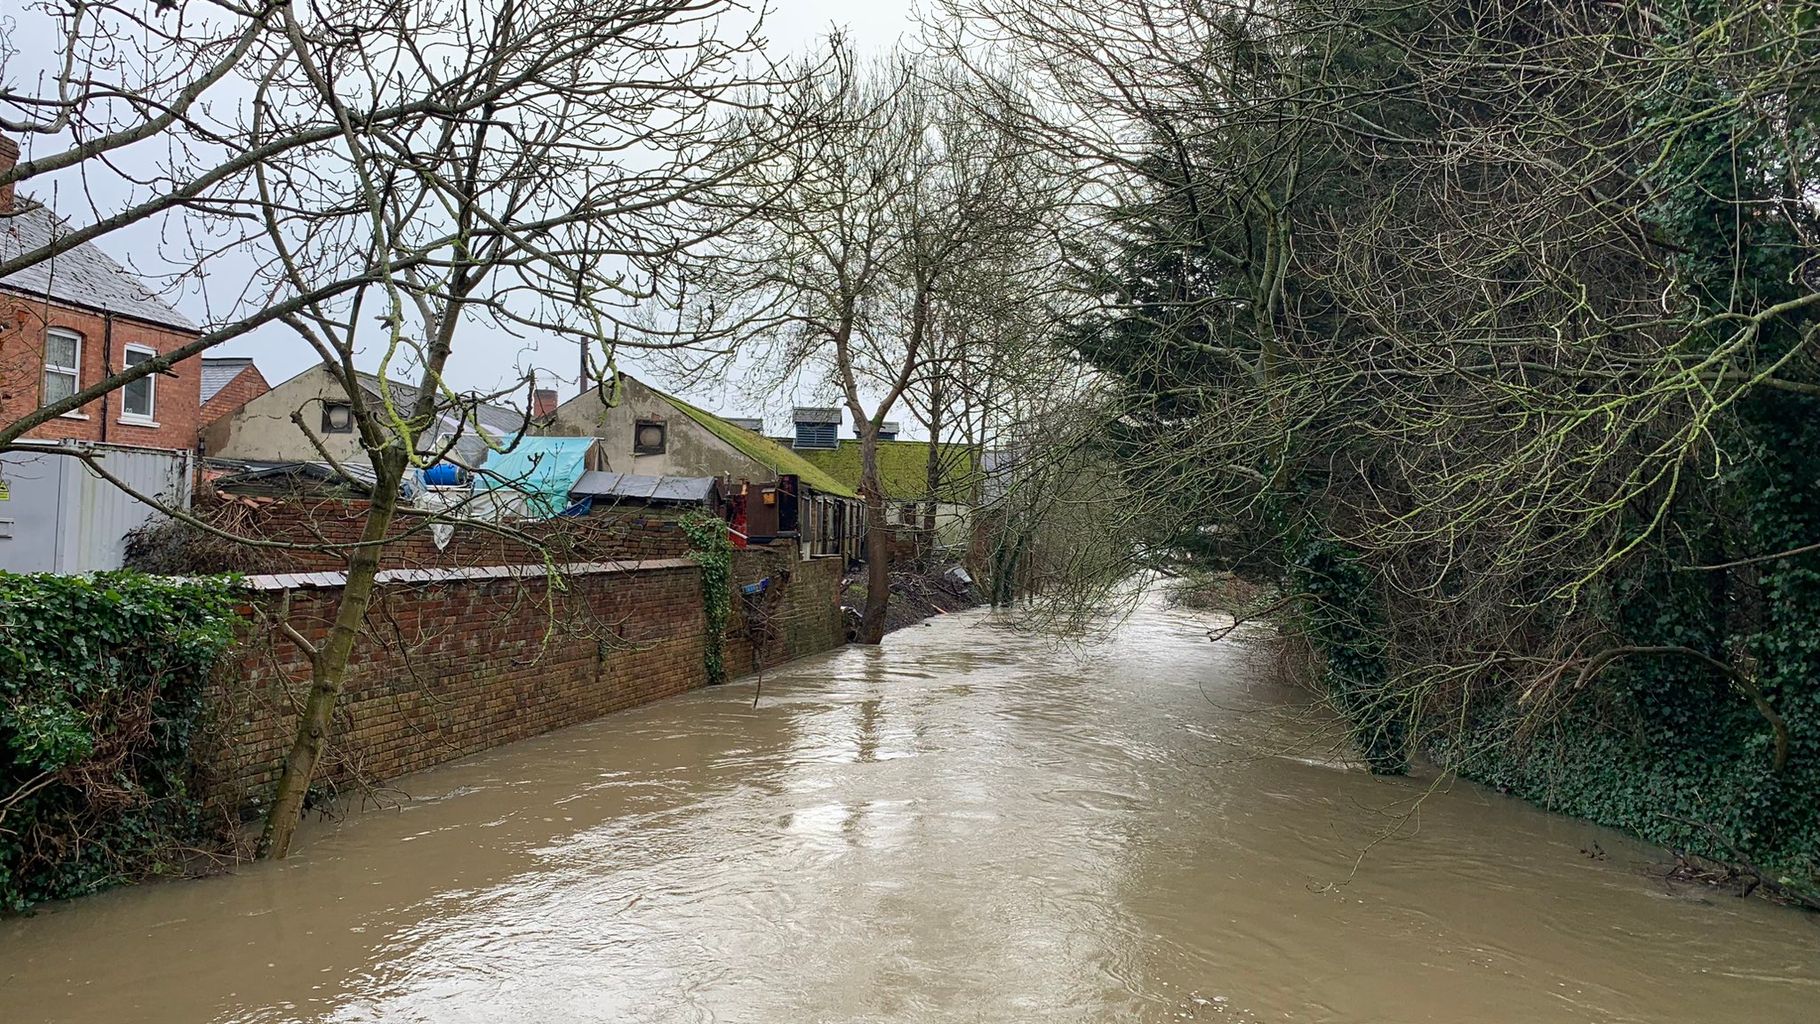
[3,0,924,436]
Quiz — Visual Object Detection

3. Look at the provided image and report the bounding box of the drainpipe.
[99,312,113,444]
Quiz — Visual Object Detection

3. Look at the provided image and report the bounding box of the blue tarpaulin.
[475,437,598,518]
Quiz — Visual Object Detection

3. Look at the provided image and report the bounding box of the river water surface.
[2,602,1815,1023]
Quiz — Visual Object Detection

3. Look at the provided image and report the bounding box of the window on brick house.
[121,345,157,423]
[43,329,80,407]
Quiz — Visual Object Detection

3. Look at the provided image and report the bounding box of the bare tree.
[697,43,1055,641]
[133,0,804,859]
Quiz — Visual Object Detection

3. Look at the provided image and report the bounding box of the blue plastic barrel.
[424,462,463,486]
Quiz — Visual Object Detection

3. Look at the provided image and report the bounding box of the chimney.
[532,387,558,419]
[0,136,18,214]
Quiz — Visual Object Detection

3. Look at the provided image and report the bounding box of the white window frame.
[118,344,159,426]
[43,328,85,418]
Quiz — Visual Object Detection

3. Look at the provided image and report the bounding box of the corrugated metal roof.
[355,371,529,466]
[570,471,721,504]
[200,357,254,403]
[207,458,379,495]
[0,202,199,331]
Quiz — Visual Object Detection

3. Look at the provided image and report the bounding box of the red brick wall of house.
[201,539,846,810]
[200,364,270,428]
[0,294,202,451]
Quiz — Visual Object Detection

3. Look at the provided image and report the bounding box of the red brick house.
[199,357,270,427]
[0,136,203,452]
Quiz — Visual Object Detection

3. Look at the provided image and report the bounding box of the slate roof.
[0,201,198,331]
[200,357,255,403]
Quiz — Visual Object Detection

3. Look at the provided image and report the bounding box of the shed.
[569,471,724,508]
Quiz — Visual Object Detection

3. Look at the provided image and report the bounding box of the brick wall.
[0,293,202,451]
[202,538,847,811]
[723,545,846,675]
[200,363,270,426]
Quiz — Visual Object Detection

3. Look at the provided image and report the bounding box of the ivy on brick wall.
[0,571,239,913]
[679,513,733,685]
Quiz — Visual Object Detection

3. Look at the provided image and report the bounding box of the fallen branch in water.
[1657,813,1820,911]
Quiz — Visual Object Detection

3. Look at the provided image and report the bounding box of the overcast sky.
[5,0,925,435]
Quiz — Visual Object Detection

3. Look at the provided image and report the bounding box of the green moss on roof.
[667,398,858,498]
[795,440,980,503]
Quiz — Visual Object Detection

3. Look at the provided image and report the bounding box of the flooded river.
[2,603,1815,1023]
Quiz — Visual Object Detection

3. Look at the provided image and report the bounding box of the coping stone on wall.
[236,558,698,592]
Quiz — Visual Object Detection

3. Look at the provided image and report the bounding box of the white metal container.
[0,441,194,574]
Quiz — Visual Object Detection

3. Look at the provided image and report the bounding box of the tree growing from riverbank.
[943,0,1820,900]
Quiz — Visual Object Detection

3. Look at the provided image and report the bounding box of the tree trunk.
[258,451,405,859]
[858,426,891,644]
[923,383,943,539]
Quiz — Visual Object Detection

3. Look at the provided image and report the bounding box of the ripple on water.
[0,601,1816,1024]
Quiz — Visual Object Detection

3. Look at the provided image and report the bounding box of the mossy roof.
[793,439,981,503]
[665,397,858,498]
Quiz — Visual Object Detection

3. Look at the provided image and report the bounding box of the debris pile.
[842,563,980,637]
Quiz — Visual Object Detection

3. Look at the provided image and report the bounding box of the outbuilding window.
[634,418,667,455]
[321,401,355,433]
[120,345,157,423]
[43,329,80,407]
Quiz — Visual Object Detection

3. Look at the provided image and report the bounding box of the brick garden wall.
[724,546,847,676]
[203,538,845,811]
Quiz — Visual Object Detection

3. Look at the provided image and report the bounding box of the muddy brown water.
[2,603,1816,1023]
